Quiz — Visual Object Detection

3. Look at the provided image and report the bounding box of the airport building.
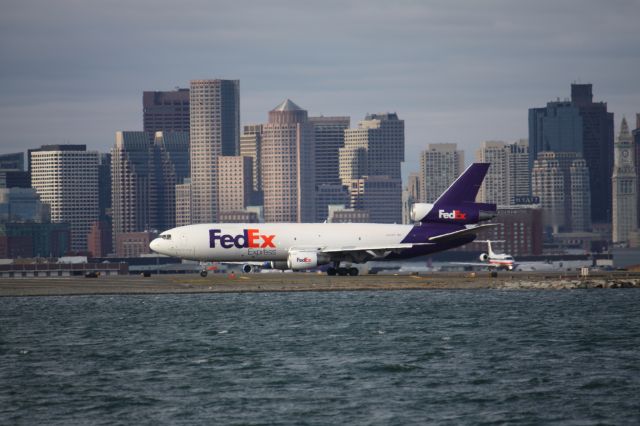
[30,145,99,252]
[529,83,614,224]
[419,143,464,203]
[261,99,316,222]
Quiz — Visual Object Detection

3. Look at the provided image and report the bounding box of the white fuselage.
[151,223,414,262]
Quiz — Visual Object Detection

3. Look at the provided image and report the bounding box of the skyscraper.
[30,145,99,252]
[0,152,29,189]
[419,143,464,203]
[240,124,263,196]
[111,132,153,240]
[189,79,240,223]
[633,114,640,229]
[218,156,253,214]
[261,99,316,222]
[143,88,190,136]
[529,83,614,224]
[310,116,350,221]
[153,131,190,231]
[612,118,638,244]
[339,113,404,223]
[532,151,591,234]
[476,140,530,205]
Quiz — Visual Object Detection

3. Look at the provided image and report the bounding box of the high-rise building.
[175,179,192,227]
[529,83,614,224]
[419,143,464,203]
[111,131,153,240]
[143,88,190,136]
[348,176,403,224]
[340,113,404,185]
[218,156,253,214]
[240,124,263,197]
[612,118,638,244]
[97,153,111,220]
[310,116,350,222]
[310,116,350,185]
[403,172,421,224]
[0,187,49,223]
[476,140,530,205]
[261,99,316,222]
[111,131,188,240]
[532,151,591,234]
[339,113,404,223]
[153,131,190,231]
[633,114,640,229]
[0,152,29,189]
[189,79,240,223]
[30,145,99,252]
[315,184,350,222]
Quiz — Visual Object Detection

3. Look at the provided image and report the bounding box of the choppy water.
[1,289,640,425]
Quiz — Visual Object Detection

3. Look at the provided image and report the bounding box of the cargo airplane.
[150,163,497,276]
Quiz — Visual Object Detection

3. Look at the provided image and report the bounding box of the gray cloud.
[1,0,639,175]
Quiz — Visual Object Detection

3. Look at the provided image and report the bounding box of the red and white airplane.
[474,240,516,270]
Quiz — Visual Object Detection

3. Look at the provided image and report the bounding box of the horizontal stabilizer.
[428,224,497,242]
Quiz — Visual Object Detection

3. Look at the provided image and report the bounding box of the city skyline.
[1,1,639,177]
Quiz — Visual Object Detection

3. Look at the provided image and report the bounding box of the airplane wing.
[427,224,498,242]
[318,242,435,262]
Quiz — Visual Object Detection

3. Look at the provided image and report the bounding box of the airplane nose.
[150,238,162,253]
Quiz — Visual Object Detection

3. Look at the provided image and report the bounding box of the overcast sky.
[1,0,639,175]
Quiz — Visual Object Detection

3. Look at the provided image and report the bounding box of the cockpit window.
[161,234,172,240]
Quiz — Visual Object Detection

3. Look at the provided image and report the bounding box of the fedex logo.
[297,257,312,263]
[209,229,276,249]
[438,209,467,220]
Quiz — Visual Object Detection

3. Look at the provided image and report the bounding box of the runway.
[1,271,639,296]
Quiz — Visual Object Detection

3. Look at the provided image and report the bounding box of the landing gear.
[327,262,359,276]
[200,270,208,277]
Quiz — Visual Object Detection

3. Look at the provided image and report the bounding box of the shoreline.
[1,272,639,297]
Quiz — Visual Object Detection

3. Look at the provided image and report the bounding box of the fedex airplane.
[150,163,498,276]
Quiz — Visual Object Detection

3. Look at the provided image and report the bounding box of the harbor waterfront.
[2,288,640,424]
[1,271,640,297]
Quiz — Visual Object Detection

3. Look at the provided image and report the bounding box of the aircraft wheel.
[327,267,337,276]
[349,267,359,276]
[200,270,208,277]
[337,268,349,276]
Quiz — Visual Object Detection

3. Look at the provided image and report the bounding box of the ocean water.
[1,290,640,425]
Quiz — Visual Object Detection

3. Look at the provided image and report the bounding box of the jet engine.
[270,261,288,270]
[287,250,330,271]
[410,203,435,222]
[242,264,253,273]
[479,253,489,262]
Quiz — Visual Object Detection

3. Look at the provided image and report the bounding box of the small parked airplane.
[455,240,516,271]
[150,163,498,276]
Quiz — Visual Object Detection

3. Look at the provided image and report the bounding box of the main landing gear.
[327,263,359,276]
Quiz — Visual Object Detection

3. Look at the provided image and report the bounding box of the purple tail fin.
[433,163,490,206]
[421,163,496,224]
